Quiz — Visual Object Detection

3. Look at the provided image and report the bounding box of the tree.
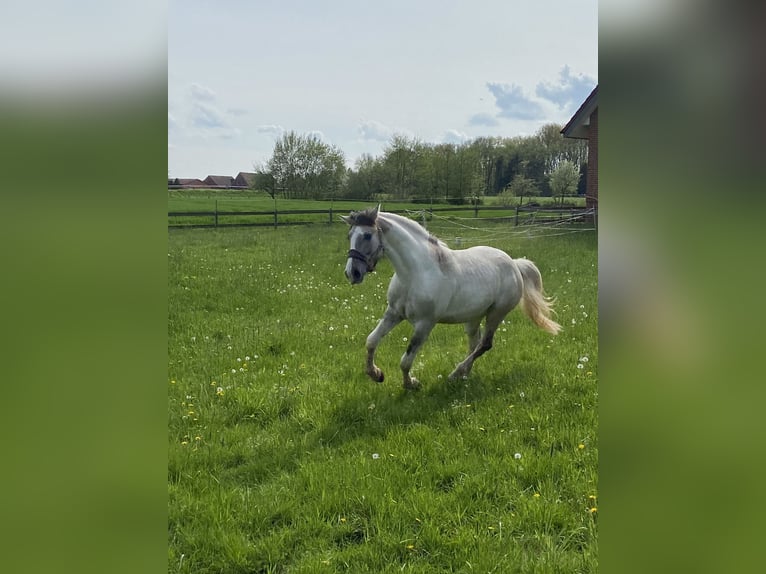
[266,131,346,199]
[549,160,581,205]
[499,172,539,206]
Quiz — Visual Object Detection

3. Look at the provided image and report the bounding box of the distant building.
[168,178,206,189]
[203,175,235,188]
[561,85,598,211]
[233,172,257,189]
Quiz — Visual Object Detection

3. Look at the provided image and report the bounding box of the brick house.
[203,175,235,188]
[561,85,598,211]
[233,172,257,189]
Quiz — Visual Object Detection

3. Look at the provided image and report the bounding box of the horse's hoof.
[403,378,421,391]
[368,369,384,383]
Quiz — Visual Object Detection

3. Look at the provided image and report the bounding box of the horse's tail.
[517,258,562,335]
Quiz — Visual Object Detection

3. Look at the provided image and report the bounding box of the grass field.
[168,217,597,573]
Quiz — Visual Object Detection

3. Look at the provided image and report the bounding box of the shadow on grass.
[318,362,546,447]
[220,360,546,487]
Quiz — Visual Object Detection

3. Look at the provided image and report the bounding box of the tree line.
[253,123,586,204]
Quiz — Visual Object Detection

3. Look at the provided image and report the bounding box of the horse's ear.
[373,204,381,218]
[340,215,353,225]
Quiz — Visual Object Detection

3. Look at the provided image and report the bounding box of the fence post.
[514,206,519,226]
[215,200,218,228]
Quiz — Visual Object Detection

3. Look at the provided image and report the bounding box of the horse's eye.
[363,233,372,241]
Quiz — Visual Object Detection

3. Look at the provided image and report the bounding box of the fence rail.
[168,204,595,230]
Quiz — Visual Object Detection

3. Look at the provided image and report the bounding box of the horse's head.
[341,205,384,285]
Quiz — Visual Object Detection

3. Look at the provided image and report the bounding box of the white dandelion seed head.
[514,453,522,460]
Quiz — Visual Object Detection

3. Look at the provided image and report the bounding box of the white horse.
[342,205,562,390]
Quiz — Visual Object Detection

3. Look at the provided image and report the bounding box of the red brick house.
[203,175,235,188]
[561,85,598,211]
[233,172,257,189]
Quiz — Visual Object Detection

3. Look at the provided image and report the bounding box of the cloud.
[189,82,217,102]
[468,112,500,127]
[256,124,285,138]
[358,119,395,141]
[535,66,596,111]
[168,112,178,132]
[486,82,545,120]
[443,129,470,144]
[190,100,228,129]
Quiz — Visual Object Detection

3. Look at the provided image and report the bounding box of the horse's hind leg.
[365,306,403,383]
[449,310,507,380]
[464,319,482,353]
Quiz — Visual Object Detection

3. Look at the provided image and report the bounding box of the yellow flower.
[180,441,188,445]
[533,493,541,498]
[588,507,598,514]
[578,443,585,450]
[170,380,176,385]
[194,436,202,441]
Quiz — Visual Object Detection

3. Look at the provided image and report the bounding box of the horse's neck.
[378,213,435,277]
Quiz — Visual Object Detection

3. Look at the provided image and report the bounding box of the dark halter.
[347,248,379,272]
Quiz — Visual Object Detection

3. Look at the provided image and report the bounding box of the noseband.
[347,230,384,272]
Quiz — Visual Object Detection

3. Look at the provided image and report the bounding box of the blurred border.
[601,1,766,572]
[0,3,168,573]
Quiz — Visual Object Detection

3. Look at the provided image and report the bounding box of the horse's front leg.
[365,307,403,383]
[399,320,436,391]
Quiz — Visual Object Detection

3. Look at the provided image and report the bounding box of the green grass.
[168,219,597,573]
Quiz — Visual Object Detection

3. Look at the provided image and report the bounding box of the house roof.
[561,85,598,140]
[203,175,235,187]
[234,172,257,187]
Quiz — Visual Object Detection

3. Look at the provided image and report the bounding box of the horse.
[342,205,562,390]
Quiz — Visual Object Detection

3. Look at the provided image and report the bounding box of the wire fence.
[168,204,596,231]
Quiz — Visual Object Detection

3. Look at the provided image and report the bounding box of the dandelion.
[194,436,202,441]
[577,363,584,369]
[406,544,415,550]
[588,507,598,514]
[170,380,176,385]
[180,441,188,446]
[245,356,251,361]
[578,443,585,450]
[402,337,408,342]
[328,326,335,331]
[236,357,241,362]
[533,493,541,498]
[216,387,224,396]
[231,369,236,374]
[579,356,589,363]
[514,453,522,460]
[372,453,380,460]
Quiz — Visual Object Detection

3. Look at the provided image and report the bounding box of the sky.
[168,0,597,180]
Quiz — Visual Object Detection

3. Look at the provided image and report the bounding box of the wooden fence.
[168,204,595,230]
